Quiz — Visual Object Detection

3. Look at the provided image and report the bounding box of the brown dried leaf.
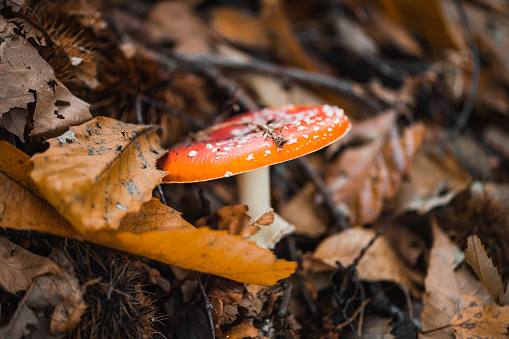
[326,121,425,225]
[1,142,296,285]
[210,7,270,50]
[465,235,504,303]
[216,204,251,235]
[280,183,328,238]
[450,298,509,338]
[0,251,85,338]
[386,147,471,216]
[0,108,28,142]
[220,318,260,339]
[420,220,493,338]
[311,228,423,297]
[0,237,62,294]
[0,16,91,138]
[30,117,166,233]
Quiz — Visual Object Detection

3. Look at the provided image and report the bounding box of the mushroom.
[157,105,351,248]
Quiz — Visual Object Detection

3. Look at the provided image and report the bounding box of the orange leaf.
[1,141,295,285]
[450,297,509,338]
[465,235,504,303]
[220,319,260,339]
[30,117,167,233]
[326,119,425,225]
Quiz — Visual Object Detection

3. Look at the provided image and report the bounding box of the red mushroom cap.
[157,105,351,183]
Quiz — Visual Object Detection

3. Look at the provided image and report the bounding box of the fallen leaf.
[0,251,85,338]
[345,315,395,339]
[210,7,270,50]
[0,237,62,294]
[0,108,28,142]
[279,183,329,238]
[1,141,296,285]
[450,298,509,338]
[30,116,166,233]
[420,220,493,338]
[326,121,425,225]
[483,125,509,162]
[311,227,423,297]
[220,318,260,339]
[465,235,504,303]
[386,147,471,216]
[0,15,91,138]
[147,1,212,54]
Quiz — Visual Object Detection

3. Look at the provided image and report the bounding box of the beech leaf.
[465,235,504,303]
[1,141,296,285]
[0,237,62,294]
[326,119,425,225]
[30,116,167,233]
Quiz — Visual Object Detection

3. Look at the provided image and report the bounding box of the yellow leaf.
[30,117,167,233]
[1,141,296,285]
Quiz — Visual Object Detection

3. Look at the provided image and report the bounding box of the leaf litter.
[1,0,509,337]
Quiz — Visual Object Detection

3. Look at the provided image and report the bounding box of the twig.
[297,157,350,230]
[195,272,217,339]
[171,54,383,113]
[446,0,480,139]
[277,283,293,317]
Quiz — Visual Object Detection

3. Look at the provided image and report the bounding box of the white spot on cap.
[313,126,319,131]
[287,138,298,145]
[264,150,271,156]
[224,171,233,177]
[224,146,233,151]
[327,128,332,132]
[206,144,213,149]
[246,154,254,161]
[303,135,309,139]
[213,148,220,152]
[188,150,197,157]
[297,126,305,131]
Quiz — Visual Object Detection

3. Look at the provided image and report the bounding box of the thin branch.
[171,54,383,113]
[138,95,208,129]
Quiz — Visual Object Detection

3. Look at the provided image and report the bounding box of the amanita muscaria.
[157,105,351,248]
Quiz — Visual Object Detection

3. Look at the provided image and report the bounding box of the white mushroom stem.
[237,166,294,249]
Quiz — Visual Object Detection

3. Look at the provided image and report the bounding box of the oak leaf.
[30,116,167,233]
[465,235,505,304]
[326,116,425,225]
[0,16,91,139]
[1,141,296,285]
[0,237,62,294]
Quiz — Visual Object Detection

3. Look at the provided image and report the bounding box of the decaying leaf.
[0,237,62,294]
[216,204,274,239]
[30,117,167,233]
[0,251,85,339]
[1,141,296,285]
[386,146,471,216]
[465,235,505,303]
[310,227,423,297]
[420,220,493,338]
[326,118,425,225]
[0,15,91,139]
[450,297,509,338]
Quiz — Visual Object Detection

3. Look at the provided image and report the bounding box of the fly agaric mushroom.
[157,105,351,248]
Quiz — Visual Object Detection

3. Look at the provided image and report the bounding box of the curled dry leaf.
[326,118,425,225]
[311,227,423,297]
[220,318,260,339]
[1,141,295,285]
[30,116,167,233]
[0,251,85,339]
[0,237,62,294]
[216,204,274,239]
[0,16,91,140]
[465,235,504,303]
